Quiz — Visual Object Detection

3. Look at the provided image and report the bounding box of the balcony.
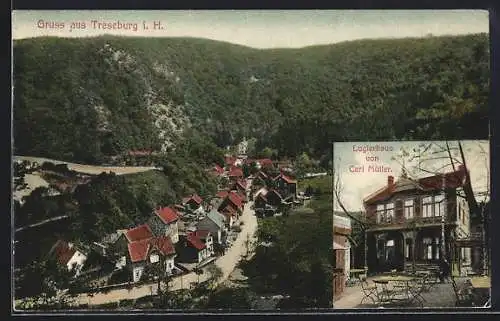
[368,215,450,231]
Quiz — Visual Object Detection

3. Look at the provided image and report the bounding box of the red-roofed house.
[363,165,471,274]
[225,156,237,168]
[210,164,225,176]
[220,205,237,228]
[125,224,153,243]
[127,236,177,282]
[273,173,298,199]
[230,179,247,194]
[177,232,211,263]
[254,192,268,210]
[183,194,204,210]
[253,170,269,188]
[218,191,243,212]
[257,158,274,169]
[265,189,285,207]
[192,230,214,255]
[228,167,244,181]
[216,190,229,199]
[148,207,180,243]
[49,240,87,276]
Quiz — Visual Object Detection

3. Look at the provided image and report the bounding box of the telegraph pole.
[441,174,446,260]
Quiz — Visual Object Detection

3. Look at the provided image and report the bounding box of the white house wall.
[67,251,87,276]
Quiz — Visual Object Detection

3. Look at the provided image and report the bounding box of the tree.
[294,152,313,178]
[205,287,253,309]
[393,140,490,273]
[206,264,223,290]
[15,259,77,310]
[258,147,276,160]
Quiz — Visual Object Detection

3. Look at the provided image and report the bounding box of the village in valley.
[14,138,325,310]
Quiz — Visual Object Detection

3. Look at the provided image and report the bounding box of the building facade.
[364,166,471,273]
[333,214,351,300]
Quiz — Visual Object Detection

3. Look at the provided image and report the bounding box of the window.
[434,194,446,217]
[423,238,432,260]
[134,269,142,281]
[405,243,410,259]
[150,254,159,264]
[376,204,385,223]
[376,203,394,223]
[404,199,414,219]
[386,203,394,222]
[422,197,433,217]
[422,194,446,217]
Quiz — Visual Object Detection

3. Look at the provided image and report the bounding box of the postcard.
[11,9,490,312]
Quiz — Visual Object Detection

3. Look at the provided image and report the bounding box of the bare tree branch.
[445,141,456,171]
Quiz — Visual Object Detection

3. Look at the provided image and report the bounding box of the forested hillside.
[13,33,489,164]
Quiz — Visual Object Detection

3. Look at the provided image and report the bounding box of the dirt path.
[14,156,160,176]
[73,198,257,306]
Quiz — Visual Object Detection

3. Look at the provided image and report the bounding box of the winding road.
[74,198,257,306]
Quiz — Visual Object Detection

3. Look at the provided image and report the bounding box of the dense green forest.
[13,33,489,164]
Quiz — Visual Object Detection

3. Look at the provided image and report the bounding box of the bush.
[108,268,130,285]
[96,302,119,309]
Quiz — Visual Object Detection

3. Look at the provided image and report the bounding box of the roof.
[155,207,179,225]
[52,240,77,265]
[205,210,225,228]
[254,187,269,197]
[192,229,211,239]
[216,190,229,198]
[266,189,284,200]
[127,238,150,263]
[101,230,125,245]
[364,166,467,205]
[235,179,247,189]
[186,234,206,250]
[125,224,153,243]
[255,193,268,202]
[228,167,244,177]
[213,164,224,174]
[227,191,243,208]
[273,173,297,184]
[127,236,176,263]
[220,204,237,217]
[418,166,467,190]
[257,159,273,166]
[225,156,237,166]
[257,171,268,179]
[128,150,153,156]
[183,194,203,205]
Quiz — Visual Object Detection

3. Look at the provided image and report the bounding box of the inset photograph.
[333,140,490,309]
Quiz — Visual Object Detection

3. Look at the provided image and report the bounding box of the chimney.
[388,176,394,187]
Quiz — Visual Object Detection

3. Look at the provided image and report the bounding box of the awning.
[333,241,347,250]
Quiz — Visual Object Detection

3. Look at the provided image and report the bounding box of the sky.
[12,10,489,48]
[333,140,490,212]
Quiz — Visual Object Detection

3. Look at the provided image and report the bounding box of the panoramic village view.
[332,141,491,308]
[12,10,490,311]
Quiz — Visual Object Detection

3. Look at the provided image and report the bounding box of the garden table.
[372,275,424,307]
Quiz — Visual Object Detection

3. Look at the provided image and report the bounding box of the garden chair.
[407,278,426,307]
[360,280,377,305]
[451,277,474,307]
